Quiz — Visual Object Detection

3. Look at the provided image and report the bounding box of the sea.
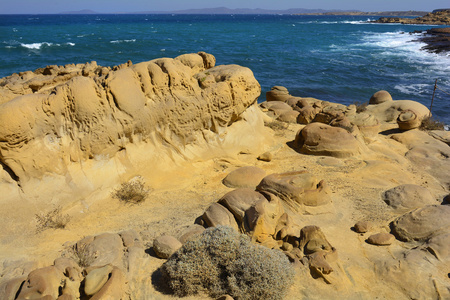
[0,14,449,125]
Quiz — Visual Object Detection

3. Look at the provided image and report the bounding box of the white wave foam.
[342,20,373,24]
[67,42,75,46]
[20,42,54,49]
[296,20,372,25]
[394,83,430,95]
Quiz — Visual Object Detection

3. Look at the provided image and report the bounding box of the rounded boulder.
[266,86,291,102]
[222,166,266,189]
[369,90,393,105]
[294,123,360,158]
[153,235,182,259]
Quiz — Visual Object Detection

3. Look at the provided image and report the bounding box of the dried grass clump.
[352,101,368,113]
[112,177,149,204]
[68,242,97,268]
[419,116,445,131]
[35,206,70,232]
[161,226,295,299]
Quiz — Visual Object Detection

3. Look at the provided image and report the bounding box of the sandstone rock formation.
[391,205,450,242]
[294,123,361,157]
[369,90,393,105]
[0,52,266,195]
[222,166,266,188]
[1,230,142,300]
[382,184,437,212]
[256,171,331,209]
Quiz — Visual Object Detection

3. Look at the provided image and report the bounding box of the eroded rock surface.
[391,205,450,242]
[294,123,361,158]
[0,52,262,189]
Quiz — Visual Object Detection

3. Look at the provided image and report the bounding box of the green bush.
[161,226,295,299]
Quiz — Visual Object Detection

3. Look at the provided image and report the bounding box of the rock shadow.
[145,247,165,260]
[151,267,173,295]
[286,140,301,154]
[379,128,403,136]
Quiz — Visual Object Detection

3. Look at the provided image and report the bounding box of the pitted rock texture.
[0,53,261,183]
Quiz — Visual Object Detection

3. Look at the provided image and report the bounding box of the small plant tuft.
[35,206,70,232]
[67,241,97,268]
[112,177,150,204]
[420,116,445,131]
[160,226,295,299]
[352,101,368,113]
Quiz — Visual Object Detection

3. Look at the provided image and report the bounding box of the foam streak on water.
[0,14,449,124]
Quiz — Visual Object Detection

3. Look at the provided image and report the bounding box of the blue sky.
[1,0,448,14]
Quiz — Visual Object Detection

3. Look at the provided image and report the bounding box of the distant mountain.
[59,9,99,14]
[131,7,359,15]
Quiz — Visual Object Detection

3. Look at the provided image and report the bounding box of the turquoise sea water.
[0,14,449,124]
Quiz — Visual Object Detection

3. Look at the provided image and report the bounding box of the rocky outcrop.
[1,230,144,300]
[415,27,450,54]
[372,9,450,25]
[260,87,431,138]
[391,205,450,242]
[0,53,268,196]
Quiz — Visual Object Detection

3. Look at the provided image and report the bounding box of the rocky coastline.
[412,27,450,54]
[0,54,449,299]
[372,9,450,25]
[299,11,427,16]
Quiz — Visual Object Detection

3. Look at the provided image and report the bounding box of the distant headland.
[57,7,429,16]
[372,8,450,24]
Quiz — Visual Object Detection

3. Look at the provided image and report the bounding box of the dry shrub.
[35,206,70,232]
[420,116,445,131]
[352,101,368,113]
[161,226,295,299]
[68,242,97,268]
[112,177,149,204]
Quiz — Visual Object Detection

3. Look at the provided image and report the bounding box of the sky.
[1,0,449,14]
